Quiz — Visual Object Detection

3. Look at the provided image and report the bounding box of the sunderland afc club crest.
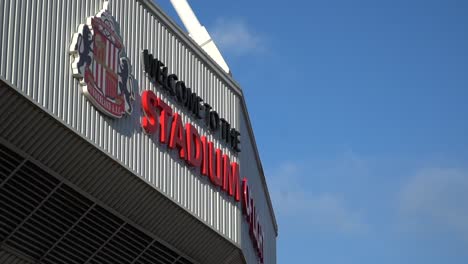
[70,2,135,118]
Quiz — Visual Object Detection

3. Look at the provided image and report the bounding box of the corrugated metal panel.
[239,109,277,264]
[0,0,241,244]
[0,80,245,264]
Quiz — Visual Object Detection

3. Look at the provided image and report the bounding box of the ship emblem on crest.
[70,1,135,118]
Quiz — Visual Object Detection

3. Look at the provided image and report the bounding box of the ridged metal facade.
[0,82,245,264]
[0,0,276,263]
[239,110,277,264]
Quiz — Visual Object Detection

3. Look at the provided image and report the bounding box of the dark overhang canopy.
[0,79,245,264]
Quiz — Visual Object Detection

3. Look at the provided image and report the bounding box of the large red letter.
[249,201,257,245]
[186,124,202,167]
[222,158,241,201]
[156,98,172,144]
[141,90,158,134]
[242,178,251,216]
[169,113,186,159]
[208,142,223,186]
[259,227,264,263]
[201,136,209,176]
[222,155,231,193]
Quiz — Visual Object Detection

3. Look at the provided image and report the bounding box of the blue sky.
[155,0,468,263]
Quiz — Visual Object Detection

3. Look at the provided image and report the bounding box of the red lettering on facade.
[242,178,264,263]
[208,142,223,187]
[186,123,202,167]
[169,113,186,159]
[157,98,173,144]
[201,136,209,176]
[141,90,159,134]
[242,178,251,216]
[223,158,241,201]
[140,93,263,263]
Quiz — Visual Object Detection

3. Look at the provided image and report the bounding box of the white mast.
[170,0,230,74]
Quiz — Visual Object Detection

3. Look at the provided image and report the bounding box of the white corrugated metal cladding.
[0,0,277,263]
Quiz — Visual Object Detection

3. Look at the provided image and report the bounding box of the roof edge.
[137,0,279,236]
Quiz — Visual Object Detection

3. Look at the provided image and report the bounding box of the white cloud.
[269,161,368,234]
[268,155,468,242]
[210,18,265,55]
[398,168,468,239]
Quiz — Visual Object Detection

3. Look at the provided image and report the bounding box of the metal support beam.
[3,181,64,243]
[83,222,127,264]
[37,203,97,263]
[130,239,157,264]
[172,256,182,264]
[0,159,27,189]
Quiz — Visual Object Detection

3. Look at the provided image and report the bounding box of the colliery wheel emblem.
[70,1,135,118]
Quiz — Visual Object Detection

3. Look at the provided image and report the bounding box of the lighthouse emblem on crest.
[70,2,135,118]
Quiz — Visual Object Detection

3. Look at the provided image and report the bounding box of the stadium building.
[0,0,278,263]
